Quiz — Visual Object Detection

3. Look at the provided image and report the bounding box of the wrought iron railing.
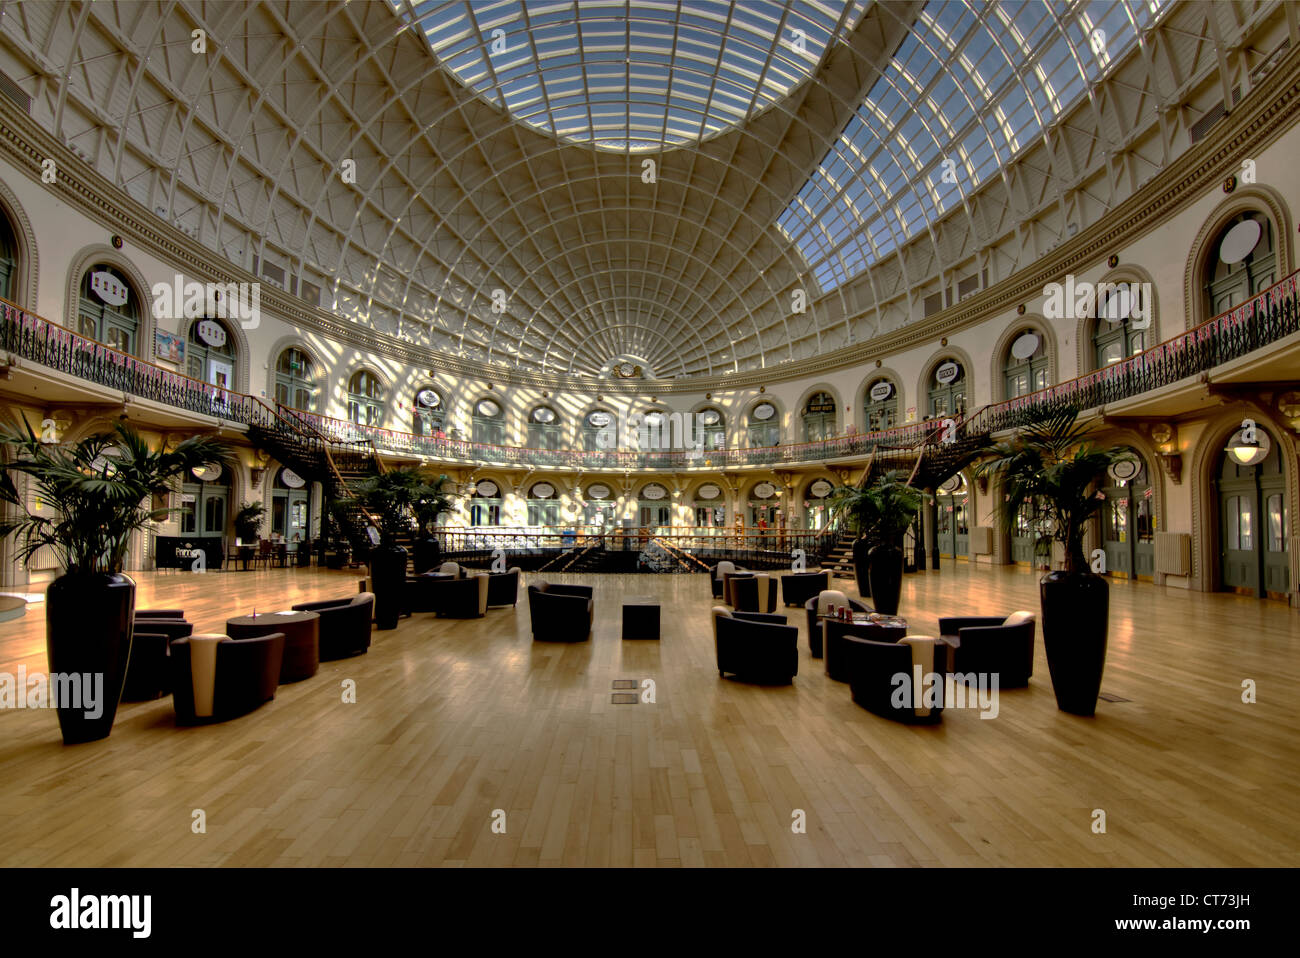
[2,266,1295,467]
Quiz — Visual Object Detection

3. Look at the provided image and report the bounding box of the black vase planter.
[412,537,441,574]
[1039,570,1109,716]
[867,543,904,615]
[851,537,872,598]
[370,545,409,630]
[45,572,135,745]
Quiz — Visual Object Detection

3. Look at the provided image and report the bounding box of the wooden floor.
[0,562,1296,867]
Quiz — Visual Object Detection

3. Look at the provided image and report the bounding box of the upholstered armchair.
[780,570,829,607]
[938,611,1036,687]
[709,561,743,599]
[527,582,593,642]
[712,607,798,685]
[824,619,907,682]
[292,592,375,660]
[432,573,490,618]
[122,630,172,701]
[132,615,194,643]
[487,566,522,607]
[803,590,872,657]
[170,633,285,726]
[438,561,466,577]
[731,572,778,613]
[848,635,945,724]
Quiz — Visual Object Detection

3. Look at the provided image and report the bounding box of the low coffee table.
[227,610,320,683]
[622,596,661,640]
[823,615,909,682]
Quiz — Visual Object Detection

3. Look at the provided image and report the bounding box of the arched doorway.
[275,347,317,412]
[583,482,614,528]
[472,396,505,445]
[1099,449,1155,579]
[180,462,232,539]
[637,483,671,529]
[1215,426,1289,599]
[1002,328,1050,398]
[0,208,17,301]
[526,481,560,527]
[803,477,834,531]
[271,466,312,542]
[747,400,780,446]
[347,369,386,426]
[862,377,898,432]
[186,317,236,395]
[527,406,561,449]
[469,479,502,527]
[413,387,445,436]
[749,480,779,529]
[936,473,970,559]
[694,482,726,530]
[802,392,837,441]
[927,359,968,418]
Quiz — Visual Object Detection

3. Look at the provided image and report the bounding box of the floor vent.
[611,693,638,705]
[611,679,636,690]
[1098,692,1131,703]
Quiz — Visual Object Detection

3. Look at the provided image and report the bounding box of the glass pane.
[1239,498,1253,550]
[1267,494,1284,552]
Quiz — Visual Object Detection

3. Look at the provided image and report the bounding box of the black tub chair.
[292,592,375,660]
[731,572,778,613]
[712,606,798,685]
[848,635,945,724]
[709,561,744,599]
[431,574,490,618]
[122,631,171,701]
[170,633,285,726]
[803,590,871,657]
[527,582,593,642]
[780,571,829,607]
[487,567,522,607]
[824,619,907,682]
[938,611,1036,687]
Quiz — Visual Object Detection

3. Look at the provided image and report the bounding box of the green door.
[1216,432,1290,599]
[1100,452,1155,579]
[937,493,969,558]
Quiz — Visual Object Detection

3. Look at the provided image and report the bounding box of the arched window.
[1204,211,1277,317]
[526,481,560,526]
[747,401,779,447]
[1093,286,1148,368]
[1002,328,1049,398]
[472,397,505,445]
[186,319,236,390]
[697,407,726,449]
[0,211,17,301]
[862,378,898,432]
[413,387,445,436]
[469,479,502,527]
[275,348,317,412]
[583,409,615,451]
[347,370,385,427]
[927,360,967,418]
[802,392,837,442]
[271,466,312,541]
[78,264,141,354]
[748,480,779,528]
[527,406,561,449]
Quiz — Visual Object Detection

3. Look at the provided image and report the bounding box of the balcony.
[1,269,1295,471]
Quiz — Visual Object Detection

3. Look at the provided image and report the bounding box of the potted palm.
[411,473,455,573]
[354,466,443,629]
[828,471,928,614]
[0,419,229,743]
[233,501,265,569]
[976,406,1117,716]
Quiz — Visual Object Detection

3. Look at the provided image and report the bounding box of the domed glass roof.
[396,0,865,152]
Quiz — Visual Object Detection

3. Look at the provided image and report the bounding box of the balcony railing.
[2,267,1295,468]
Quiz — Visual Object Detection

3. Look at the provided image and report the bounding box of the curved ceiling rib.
[0,0,1218,383]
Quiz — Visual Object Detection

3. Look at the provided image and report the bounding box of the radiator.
[1155,532,1191,575]
[970,526,993,555]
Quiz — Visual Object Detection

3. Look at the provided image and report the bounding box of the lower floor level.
[0,563,1295,866]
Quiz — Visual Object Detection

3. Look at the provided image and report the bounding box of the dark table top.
[227,610,318,628]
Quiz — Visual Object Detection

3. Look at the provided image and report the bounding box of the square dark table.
[622,596,661,640]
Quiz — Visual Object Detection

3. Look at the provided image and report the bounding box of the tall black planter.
[412,537,441,574]
[370,544,409,630]
[1039,571,1109,716]
[851,537,872,598]
[867,543,904,615]
[45,572,135,745]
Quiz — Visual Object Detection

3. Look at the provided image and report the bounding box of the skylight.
[779,0,1166,292]
[393,0,864,152]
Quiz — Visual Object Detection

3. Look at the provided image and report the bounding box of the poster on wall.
[154,330,185,365]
